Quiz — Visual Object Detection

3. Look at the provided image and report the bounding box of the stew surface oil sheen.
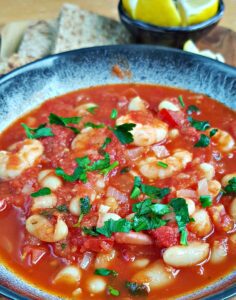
[0,84,235,300]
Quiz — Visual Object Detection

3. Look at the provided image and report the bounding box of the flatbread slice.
[53,3,134,54]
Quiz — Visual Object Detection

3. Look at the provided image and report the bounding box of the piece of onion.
[151,145,170,158]
[22,182,34,194]
[80,252,94,270]
[177,189,197,199]
[198,178,209,196]
[106,187,127,203]
[126,147,144,161]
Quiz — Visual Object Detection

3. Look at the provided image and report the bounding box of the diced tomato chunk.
[149,225,179,248]
[81,236,114,253]
[158,109,181,128]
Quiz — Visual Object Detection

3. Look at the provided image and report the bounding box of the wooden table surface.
[0,0,235,31]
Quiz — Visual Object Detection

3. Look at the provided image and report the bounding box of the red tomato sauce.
[0,84,235,299]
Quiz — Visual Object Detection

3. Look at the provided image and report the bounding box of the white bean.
[132,260,174,289]
[163,242,210,267]
[54,265,81,284]
[189,209,212,237]
[31,194,57,211]
[168,129,180,139]
[69,196,81,216]
[208,180,221,197]
[95,250,116,269]
[38,169,62,191]
[86,276,106,294]
[210,240,228,264]
[185,198,196,216]
[114,232,153,245]
[132,258,150,268]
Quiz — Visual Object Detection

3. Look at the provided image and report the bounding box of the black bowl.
[118,0,225,48]
[0,45,235,299]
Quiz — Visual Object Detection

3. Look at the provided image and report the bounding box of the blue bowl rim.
[118,0,225,33]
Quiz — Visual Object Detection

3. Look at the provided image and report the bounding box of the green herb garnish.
[200,195,212,208]
[56,204,69,213]
[187,105,200,114]
[170,198,192,245]
[120,167,130,174]
[21,123,54,139]
[61,243,67,250]
[130,176,142,199]
[84,122,105,129]
[224,177,236,194]
[210,128,218,137]
[87,105,98,114]
[126,282,149,296]
[178,95,185,107]
[194,134,210,148]
[157,161,168,168]
[101,137,112,150]
[49,113,81,134]
[107,286,120,297]
[96,218,132,238]
[82,227,99,236]
[112,123,136,145]
[188,116,210,131]
[80,196,91,214]
[31,187,51,198]
[110,109,118,120]
[94,268,118,277]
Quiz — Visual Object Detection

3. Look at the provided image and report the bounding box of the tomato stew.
[0,84,235,299]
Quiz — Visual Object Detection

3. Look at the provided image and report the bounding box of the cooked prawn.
[116,114,168,146]
[210,129,235,152]
[0,139,44,180]
[138,149,192,179]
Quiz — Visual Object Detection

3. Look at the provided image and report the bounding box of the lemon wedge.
[122,0,181,27]
[177,0,219,26]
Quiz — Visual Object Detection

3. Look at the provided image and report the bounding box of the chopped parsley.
[49,113,81,134]
[178,95,185,108]
[96,218,132,238]
[187,105,200,114]
[61,243,67,250]
[157,161,168,168]
[84,122,105,129]
[55,158,88,183]
[194,134,210,148]
[130,176,142,199]
[120,166,130,174]
[80,196,91,214]
[107,286,120,297]
[56,204,69,213]
[100,161,119,175]
[101,137,112,150]
[82,227,99,236]
[210,128,218,137]
[130,176,170,200]
[132,214,166,232]
[112,123,136,145]
[126,282,149,296]
[87,105,98,114]
[170,198,193,245]
[21,123,54,139]
[110,109,118,120]
[200,195,212,208]
[94,268,118,277]
[31,187,51,198]
[224,177,236,194]
[188,116,210,131]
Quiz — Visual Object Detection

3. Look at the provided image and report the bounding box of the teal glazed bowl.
[118,0,225,48]
[0,45,235,299]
